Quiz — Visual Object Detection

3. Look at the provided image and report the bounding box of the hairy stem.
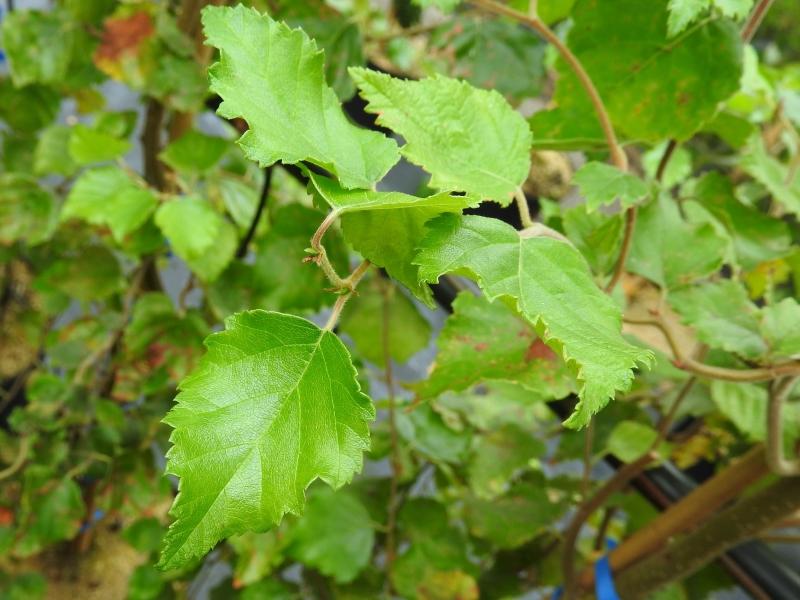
[767,376,800,475]
[323,260,371,331]
[514,187,535,228]
[310,210,349,290]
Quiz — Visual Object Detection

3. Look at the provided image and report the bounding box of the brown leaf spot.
[525,339,557,362]
[94,12,155,65]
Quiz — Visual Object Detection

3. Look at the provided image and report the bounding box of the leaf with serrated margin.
[415,214,653,428]
[669,280,766,359]
[572,162,649,212]
[740,134,800,217]
[202,5,398,189]
[350,68,531,204]
[159,310,374,570]
[761,299,800,359]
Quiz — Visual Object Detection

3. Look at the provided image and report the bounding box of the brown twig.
[604,207,636,293]
[323,260,371,331]
[740,0,775,43]
[623,314,800,382]
[236,166,273,258]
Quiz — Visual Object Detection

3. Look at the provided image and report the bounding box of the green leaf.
[669,280,766,359]
[412,0,461,11]
[350,68,531,204]
[468,425,546,499]
[62,167,158,243]
[530,0,742,147]
[202,5,398,189]
[628,193,728,289]
[416,214,653,428]
[606,420,664,462]
[572,161,650,212]
[430,16,546,104]
[290,18,365,100]
[1,10,74,86]
[68,124,131,165]
[155,196,235,282]
[0,81,59,133]
[37,244,124,302]
[306,169,479,214]
[761,298,800,359]
[228,529,289,587]
[668,0,753,36]
[159,310,374,570]
[689,172,790,269]
[711,381,767,441]
[288,487,374,583]
[437,381,549,431]
[643,142,692,188]
[160,130,230,174]
[562,205,623,276]
[397,404,470,463]
[338,275,431,367]
[34,125,78,177]
[463,479,561,549]
[15,473,84,558]
[0,174,56,245]
[414,291,572,400]
[740,134,800,217]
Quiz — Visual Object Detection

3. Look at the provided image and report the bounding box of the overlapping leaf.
[159,311,374,570]
[530,0,742,147]
[415,214,653,428]
[572,162,649,212]
[202,5,398,189]
[350,67,531,204]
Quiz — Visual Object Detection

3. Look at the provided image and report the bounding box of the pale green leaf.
[606,420,664,462]
[562,205,623,276]
[572,161,650,211]
[62,167,158,243]
[1,10,74,86]
[154,197,223,260]
[437,381,549,432]
[414,291,573,400]
[669,280,766,358]
[159,130,230,174]
[667,0,708,37]
[628,193,728,289]
[468,425,546,499]
[339,275,431,367]
[761,298,800,359]
[711,381,767,441]
[202,5,398,189]
[643,142,692,188]
[288,487,374,583]
[0,174,56,245]
[350,68,531,204]
[159,310,374,570]
[34,125,78,177]
[740,134,800,217]
[530,0,742,147]
[416,214,653,428]
[68,124,131,165]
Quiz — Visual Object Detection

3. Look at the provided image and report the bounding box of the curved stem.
[323,260,371,331]
[236,166,272,258]
[514,187,535,228]
[0,436,31,481]
[623,315,800,383]
[310,210,348,289]
[655,139,678,183]
[767,376,800,476]
[469,0,627,171]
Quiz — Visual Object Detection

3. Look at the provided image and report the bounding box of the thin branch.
[581,417,595,497]
[624,315,800,382]
[468,0,627,171]
[767,376,800,476]
[604,207,636,293]
[740,0,775,44]
[655,140,678,183]
[236,166,273,258]
[323,260,371,331]
[0,436,31,481]
[381,278,401,579]
[308,210,348,290]
[561,452,659,599]
[515,187,535,229]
